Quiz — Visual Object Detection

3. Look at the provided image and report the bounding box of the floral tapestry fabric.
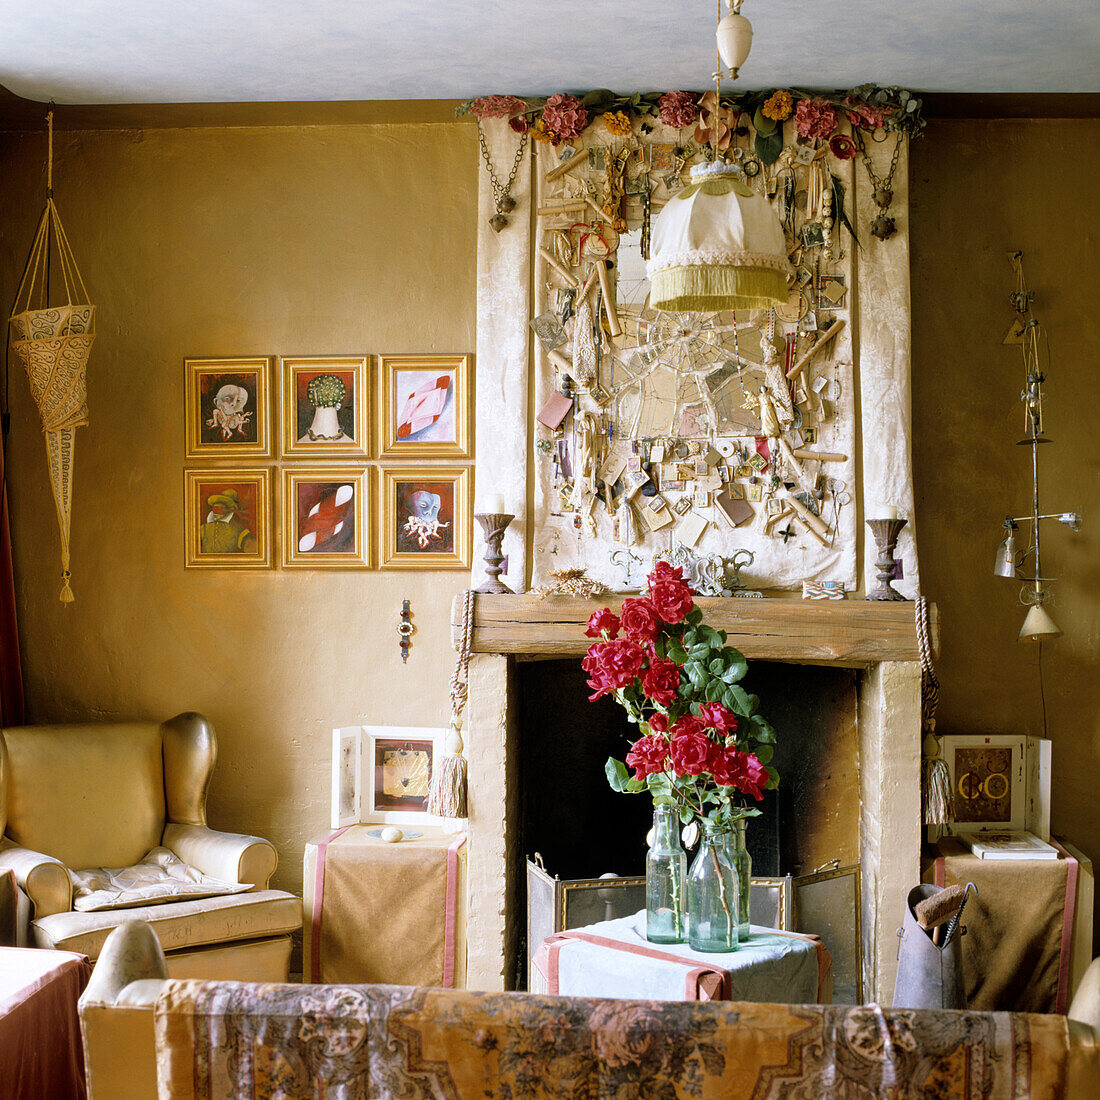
[154,979,1070,1100]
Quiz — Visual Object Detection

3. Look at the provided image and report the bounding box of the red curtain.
[0,440,25,726]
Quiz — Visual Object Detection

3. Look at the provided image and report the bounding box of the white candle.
[870,504,898,520]
[481,494,506,514]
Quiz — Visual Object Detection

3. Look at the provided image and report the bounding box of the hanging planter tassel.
[429,588,475,819]
[917,596,952,825]
[8,109,94,603]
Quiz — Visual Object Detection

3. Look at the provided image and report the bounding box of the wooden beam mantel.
[452,594,937,667]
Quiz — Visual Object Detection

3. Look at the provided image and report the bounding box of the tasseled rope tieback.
[917,595,953,826]
[429,589,475,819]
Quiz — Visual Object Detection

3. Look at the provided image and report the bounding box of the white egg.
[380,826,404,843]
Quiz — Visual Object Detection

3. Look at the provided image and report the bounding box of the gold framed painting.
[184,468,273,569]
[282,467,370,569]
[281,355,369,458]
[184,356,273,459]
[379,466,471,570]
[378,353,473,458]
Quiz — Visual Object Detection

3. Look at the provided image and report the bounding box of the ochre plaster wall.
[2,113,1096,958]
[911,119,1100,948]
[0,121,477,913]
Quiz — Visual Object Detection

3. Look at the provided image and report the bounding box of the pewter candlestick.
[475,513,514,594]
[866,518,909,601]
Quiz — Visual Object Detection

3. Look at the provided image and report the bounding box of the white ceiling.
[0,0,1097,105]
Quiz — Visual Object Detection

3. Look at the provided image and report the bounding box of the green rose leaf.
[749,714,777,743]
[754,743,774,765]
[723,684,752,716]
[679,805,695,825]
[647,772,672,797]
[652,634,667,660]
[624,778,647,794]
[704,680,725,703]
[721,654,749,683]
[605,756,631,792]
[667,641,688,664]
[708,657,726,676]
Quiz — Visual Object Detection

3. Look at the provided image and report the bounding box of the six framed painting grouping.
[183,354,473,571]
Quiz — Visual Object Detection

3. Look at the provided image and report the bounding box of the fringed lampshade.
[647,161,790,312]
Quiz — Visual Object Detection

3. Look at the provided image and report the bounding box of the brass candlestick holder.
[866,518,909,601]
[475,513,514,594]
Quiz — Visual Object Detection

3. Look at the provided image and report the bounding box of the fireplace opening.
[514,656,861,990]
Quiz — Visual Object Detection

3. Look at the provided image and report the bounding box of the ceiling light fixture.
[647,0,790,312]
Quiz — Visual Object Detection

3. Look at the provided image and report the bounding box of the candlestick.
[474,513,514,594]
[865,518,909,601]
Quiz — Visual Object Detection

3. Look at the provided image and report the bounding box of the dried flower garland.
[458,84,924,166]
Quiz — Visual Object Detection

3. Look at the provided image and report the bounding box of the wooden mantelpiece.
[453,594,937,667]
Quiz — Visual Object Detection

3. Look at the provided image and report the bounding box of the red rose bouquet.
[583,562,778,827]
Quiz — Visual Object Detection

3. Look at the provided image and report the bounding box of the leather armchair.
[0,712,300,979]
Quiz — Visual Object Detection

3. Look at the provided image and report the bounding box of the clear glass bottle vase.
[687,820,740,953]
[725,817,752,943]
[645,804,686,944]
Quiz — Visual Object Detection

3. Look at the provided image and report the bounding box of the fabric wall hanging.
[8,109,94,602]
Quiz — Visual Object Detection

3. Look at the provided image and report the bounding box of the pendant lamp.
[647,0,790,312]
[1019,603,1061,642]
[648,161,790,311]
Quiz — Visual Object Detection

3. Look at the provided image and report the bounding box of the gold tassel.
[429,719,468,819]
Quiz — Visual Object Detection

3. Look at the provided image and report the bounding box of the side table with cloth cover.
[1,946,91,1100]
[925,836,1092,1013]
[533,910,831,1003]
[0,712,301,978]
[304,824,466,986]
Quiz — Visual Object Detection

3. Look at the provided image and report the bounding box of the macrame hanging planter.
[8,109,94,603]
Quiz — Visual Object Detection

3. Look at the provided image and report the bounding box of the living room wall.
[911,118,1100,949]
[1,110,1095,949]
[0,115,478,906]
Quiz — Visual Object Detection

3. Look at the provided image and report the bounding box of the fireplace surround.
[454,594,935,1004]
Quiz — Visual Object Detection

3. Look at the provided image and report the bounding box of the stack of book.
[964,831,1059,861]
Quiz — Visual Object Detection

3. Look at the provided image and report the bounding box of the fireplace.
[456,594,932,1003]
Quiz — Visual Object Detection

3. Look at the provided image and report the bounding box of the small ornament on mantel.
[866,506,909,601]
[475,495,514,594]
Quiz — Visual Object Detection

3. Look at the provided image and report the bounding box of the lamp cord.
[1037,639,1048,739]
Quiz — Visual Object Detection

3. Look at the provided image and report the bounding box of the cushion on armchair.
[71,847,251,912]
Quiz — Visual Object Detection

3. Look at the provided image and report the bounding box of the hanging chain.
[854,129,902,239]
[477,119,529,225]
[854,128,901,194]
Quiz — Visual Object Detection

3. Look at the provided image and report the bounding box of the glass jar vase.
[725,817,752,943]
[687,820,739,953]
[645,804,686,944]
